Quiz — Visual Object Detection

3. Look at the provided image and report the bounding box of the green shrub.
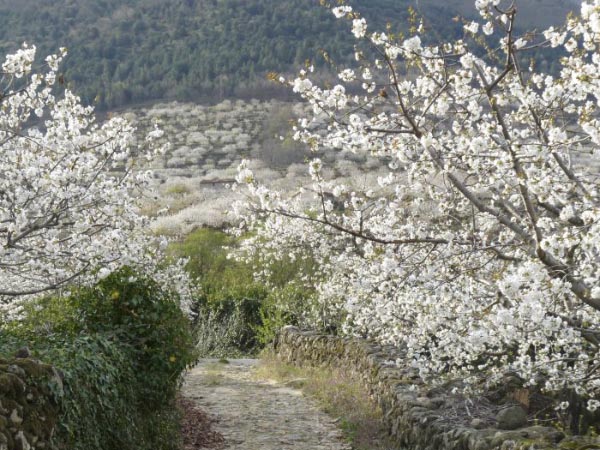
[255,282,318,346]
[194,305,255,358]
[168,227,252,289]
[169,228,268,355]
[74,268,197,406]
[0,267,196,450]
[169,227,323,353]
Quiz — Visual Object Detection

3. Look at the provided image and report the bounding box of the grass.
[202,361,226,386]
[254,351,398,450]
[165,183,191,196]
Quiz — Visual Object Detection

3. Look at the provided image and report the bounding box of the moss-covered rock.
[0,357,59,450]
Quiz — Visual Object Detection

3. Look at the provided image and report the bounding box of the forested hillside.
[0,0,575,110]
[0,0,401,109]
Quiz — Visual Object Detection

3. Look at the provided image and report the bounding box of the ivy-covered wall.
[0,353,61,450]
[0,268,197,450]
[274,326,598,450]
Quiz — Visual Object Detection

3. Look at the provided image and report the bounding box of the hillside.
[0,0,577,110]
[125,99,386,234]
[425,0,579,29]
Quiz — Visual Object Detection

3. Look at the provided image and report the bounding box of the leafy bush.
[169,227,321,354]
[72,268,197,406]
[169,228,267,355]
[194,303,258,358]
[255,282,319,346]
[0,267,196,450]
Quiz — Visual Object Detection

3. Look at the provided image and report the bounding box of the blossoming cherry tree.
[236,0,600,419]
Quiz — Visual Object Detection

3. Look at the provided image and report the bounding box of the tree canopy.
[0,45,192,318]
[235,0,600,428]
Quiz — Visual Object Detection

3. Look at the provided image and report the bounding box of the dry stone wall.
[0,353,61,450]
[274,326,599,450]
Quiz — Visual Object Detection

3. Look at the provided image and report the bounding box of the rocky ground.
[181,359,352,450]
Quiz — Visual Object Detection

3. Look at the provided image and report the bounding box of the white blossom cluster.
[0,45,194,318]
[234,1,600,407]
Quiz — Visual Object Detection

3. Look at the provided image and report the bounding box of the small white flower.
[556,401,569,411]
[464,21,479,34]
[338,69,356,82]
[513,38,527,49]
[352,18,368,39]
[292,77,313,94]
[371,32,388,45]
[403,36,422,53]
[564,37,578,53]
[332,6,352,18]
[587,399,600,412]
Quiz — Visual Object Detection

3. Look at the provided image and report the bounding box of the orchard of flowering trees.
[235,0,600,418]
[0,45,192,319]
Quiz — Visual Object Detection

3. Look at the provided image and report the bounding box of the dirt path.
[181,359,352,450]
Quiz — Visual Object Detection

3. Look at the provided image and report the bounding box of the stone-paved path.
[181,359,353,450]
